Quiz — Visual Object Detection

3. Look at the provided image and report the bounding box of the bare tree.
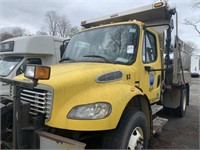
[36,31,48,35]
[42,10,79,38]
[12,27,26,37]
[45,10,59,36]
[57,15,71,37]
[184,20,200,35]
[185,0,200,35]
[36,27,48,35]
[0,27,28,42]
[67,26,79,38]
[185,41,198,53]
[193,0,200,9]
[0,32,14,42]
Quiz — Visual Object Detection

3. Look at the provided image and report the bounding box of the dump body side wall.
[172,38,191,85]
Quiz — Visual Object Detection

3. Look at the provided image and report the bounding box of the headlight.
[25,65,35,78]
[68,102,112,120]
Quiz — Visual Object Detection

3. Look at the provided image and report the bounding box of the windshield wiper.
[59,57,75,63]
[83,55,112,63]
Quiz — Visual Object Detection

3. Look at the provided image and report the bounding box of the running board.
[153,116,168,135]
[151,104,163,115]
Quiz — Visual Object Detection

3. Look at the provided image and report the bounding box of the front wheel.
[102,109,148,149]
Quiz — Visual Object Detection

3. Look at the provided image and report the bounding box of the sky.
[0,0,199,50]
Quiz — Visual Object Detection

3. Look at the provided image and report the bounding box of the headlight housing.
[24,65,51,80]
[68,102,112,120]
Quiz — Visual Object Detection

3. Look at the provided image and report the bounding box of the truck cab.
[0,1,191,149]
[0,35,66,97]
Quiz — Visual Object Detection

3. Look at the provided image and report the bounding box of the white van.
[0,35,66,97]
[191,55,200,77]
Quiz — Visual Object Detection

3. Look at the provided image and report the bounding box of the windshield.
[0,56,23,77]
[63,24,139,64]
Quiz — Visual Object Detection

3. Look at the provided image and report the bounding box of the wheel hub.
[128,127,144,150]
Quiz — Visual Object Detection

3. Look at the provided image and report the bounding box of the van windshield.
[0,56,23,77]
[63,24,139,64]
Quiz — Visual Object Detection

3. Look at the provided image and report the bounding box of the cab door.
[139,29,162,104]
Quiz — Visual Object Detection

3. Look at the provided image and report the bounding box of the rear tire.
[102,109,148,149]
[176,88,187,117]
[186,85,190,106]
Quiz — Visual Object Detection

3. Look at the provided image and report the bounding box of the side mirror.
[164,27,172,66]
[60,45,65,58]
[60,39,70,58]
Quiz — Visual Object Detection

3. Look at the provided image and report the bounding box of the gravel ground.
[149,78,200,149]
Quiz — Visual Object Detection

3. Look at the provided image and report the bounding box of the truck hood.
[14,62,136,88]
[15,62,137,102]
[40,62,133,86]
[50,62,118,77]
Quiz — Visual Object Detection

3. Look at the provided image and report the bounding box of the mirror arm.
[145,66,167,72]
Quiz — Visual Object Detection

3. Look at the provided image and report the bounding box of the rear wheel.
[102,109,148,149]
[176,88,187,117]
[186,85,190,106]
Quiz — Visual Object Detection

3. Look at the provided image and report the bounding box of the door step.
[151,104,163,115]
[153,116,168,135]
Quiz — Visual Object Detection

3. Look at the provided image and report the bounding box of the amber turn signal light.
[154,2,164,8]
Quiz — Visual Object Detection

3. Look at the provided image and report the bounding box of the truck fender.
[46,83,149,131]
[124,93,152,140]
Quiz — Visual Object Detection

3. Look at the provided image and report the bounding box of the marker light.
[154,2,164,8]
[81,21,86,25]
[130,87,135,92]
[24,65,51,80]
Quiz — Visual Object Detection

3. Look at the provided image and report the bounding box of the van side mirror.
[60,45,65,58]
[60,39,70,58]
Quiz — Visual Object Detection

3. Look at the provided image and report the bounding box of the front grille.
[20,88,53,120]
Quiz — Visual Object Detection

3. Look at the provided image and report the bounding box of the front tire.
[102,109,148,149]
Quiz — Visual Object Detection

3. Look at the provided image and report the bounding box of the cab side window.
[142,31,157,63]
[16,58,42,75]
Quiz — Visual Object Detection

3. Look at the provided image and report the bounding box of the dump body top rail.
[81,1,171,28]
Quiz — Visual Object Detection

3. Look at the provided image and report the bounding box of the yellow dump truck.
[0,1,191,149]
